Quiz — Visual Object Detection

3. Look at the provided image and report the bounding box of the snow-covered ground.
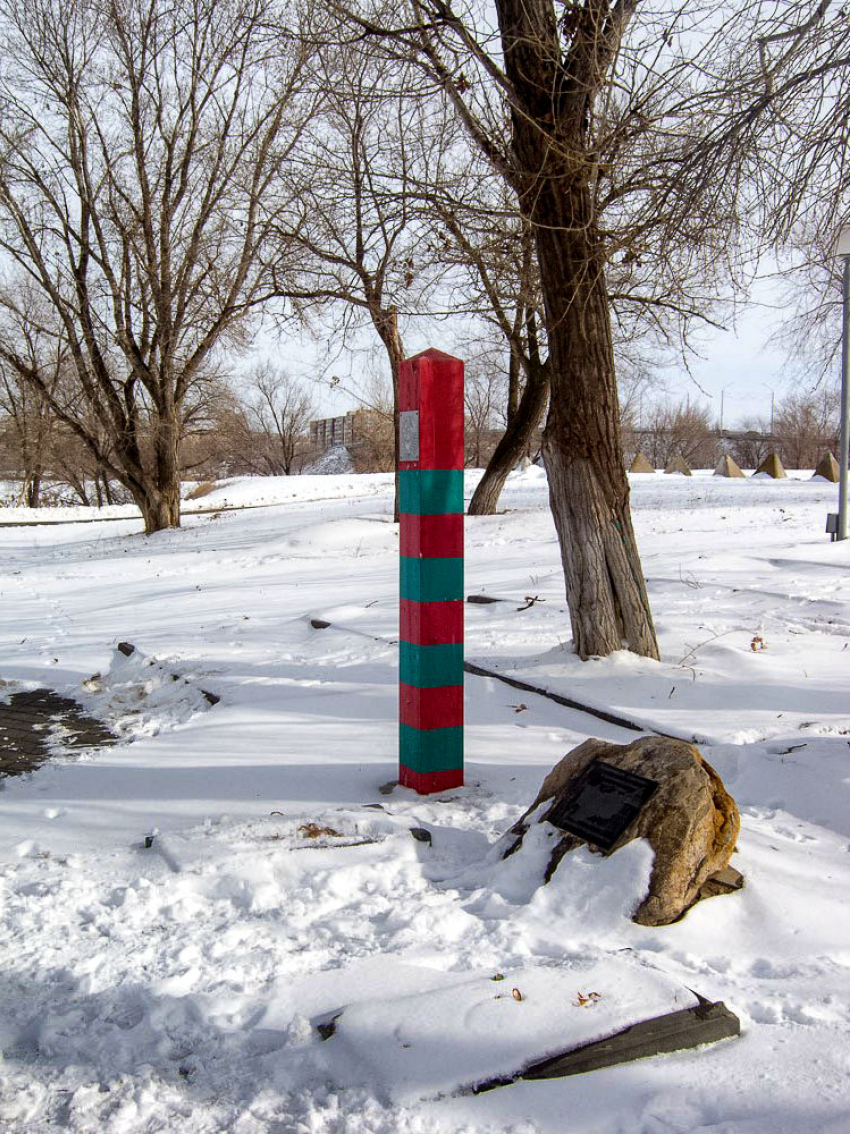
[1,468,849,1133]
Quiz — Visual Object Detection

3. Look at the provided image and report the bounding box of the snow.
[1,469,850,1131]
[302,445,357,476]
[325,951,696,1103]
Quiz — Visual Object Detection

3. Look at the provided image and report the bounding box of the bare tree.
[0,362,52,507]
[348,374,396,472]
[728,418,773,472]
[423,165,551,513]
[617,354,663,463]
[463,360,503,468]
[175,373,251,480]
[0,291,121,505]
[328,2,786,658]
[50,420,127,506]
[696,3,850,251]
[769,232,846,386]
[242,362,315,475]
[686,4,850,380]
[637,400,715,471]
[773,386,839,469]
[277,43,449,517]
[0,0,312,532]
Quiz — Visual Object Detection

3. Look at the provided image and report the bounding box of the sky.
[256,277,843,432]
[672,296,799,430]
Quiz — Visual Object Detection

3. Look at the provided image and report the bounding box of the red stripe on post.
[419,351,464,470]
[399,350,464,471]
[399,765,464,793]
[399,512,464,558]
[400,599,463,646]
[399,356,420,414]
[400,682,463,730]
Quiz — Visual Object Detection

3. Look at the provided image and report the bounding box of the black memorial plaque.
[545,760,658,850]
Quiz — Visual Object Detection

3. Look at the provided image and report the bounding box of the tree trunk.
[25,472,41,508]
[536,193,658,660]
[495,0,658,660]
[137,489,180,535]
[506,344,521,424]
[374,306,405,524]
[139,407,181,534]
[468,361,548,515]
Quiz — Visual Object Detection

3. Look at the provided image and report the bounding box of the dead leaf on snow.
[298,822,344,839]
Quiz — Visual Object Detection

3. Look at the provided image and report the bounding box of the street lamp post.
[761,384,775,436]
[837,227,850,541]
[719,384,734,434]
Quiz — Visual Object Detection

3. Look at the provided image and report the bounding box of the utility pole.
[837,229,850,540]
[719,385,733,434]
[762,386,775,436]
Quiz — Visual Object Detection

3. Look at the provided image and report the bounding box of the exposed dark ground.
[0,689,114,777]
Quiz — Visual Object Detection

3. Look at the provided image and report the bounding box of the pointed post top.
[407,347,462,364]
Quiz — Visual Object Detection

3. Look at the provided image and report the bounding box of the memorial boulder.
[503,736,741,926]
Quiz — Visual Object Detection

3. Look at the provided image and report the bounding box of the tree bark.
[25,472,41,509]
[468,360,548,515]
[506,341,521,424]
[496,0,659,660]
[138,406,181,534]
[137,491,179,535]
[374,305,405,523]
[536,188,658,660]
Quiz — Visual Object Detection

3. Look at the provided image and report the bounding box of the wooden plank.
[473,999,739,1091]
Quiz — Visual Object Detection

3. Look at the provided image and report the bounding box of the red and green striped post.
[398,348,464,794]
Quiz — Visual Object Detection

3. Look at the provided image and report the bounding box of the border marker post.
[398,349,464,794]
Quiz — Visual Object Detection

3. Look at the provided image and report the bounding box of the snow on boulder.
[502,736,741,927]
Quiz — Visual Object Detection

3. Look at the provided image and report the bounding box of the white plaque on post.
[399,410,420,463]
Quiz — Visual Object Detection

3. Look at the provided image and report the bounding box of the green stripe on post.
[399,724,463,772]
[400,557,464,602]
[400,641,464,688]
[399,469,464,515]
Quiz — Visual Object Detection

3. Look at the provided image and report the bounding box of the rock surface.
[504,736,741,926]
[664,454,692,476]
[755,452,786,479]
[714,454,745,478]
[629,453,655,473]
[814,452,840,482]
